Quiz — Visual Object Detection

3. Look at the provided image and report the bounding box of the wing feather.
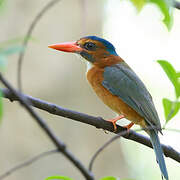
[102,62,161,130]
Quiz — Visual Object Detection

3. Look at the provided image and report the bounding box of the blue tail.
[149,130,169,180]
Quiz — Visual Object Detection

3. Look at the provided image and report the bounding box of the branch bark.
[17,0,61,91]
[2,88,180,163]
[0,79,94,180]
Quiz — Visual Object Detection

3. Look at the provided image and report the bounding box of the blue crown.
[84,36,118,56]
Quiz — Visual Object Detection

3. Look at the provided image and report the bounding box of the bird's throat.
[86,61,93,73]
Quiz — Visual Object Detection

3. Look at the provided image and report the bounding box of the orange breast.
[86,66,144,125]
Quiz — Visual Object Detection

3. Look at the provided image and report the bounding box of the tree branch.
[174,0,180,9]
[17,0,61,91]
[0,149,58,180]
[2,88,180,163]
[0,78,94,180]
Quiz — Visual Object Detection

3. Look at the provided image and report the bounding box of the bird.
[49,36,168,180]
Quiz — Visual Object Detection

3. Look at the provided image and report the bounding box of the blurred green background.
[0,0,179,180]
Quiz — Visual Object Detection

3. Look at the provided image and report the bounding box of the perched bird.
[49,36,168,179]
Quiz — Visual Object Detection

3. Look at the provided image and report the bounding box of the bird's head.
[49,36,122,68]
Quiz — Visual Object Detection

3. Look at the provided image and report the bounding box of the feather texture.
[149,130,169,180]
[102,61,168,179]
[102,62,161,131]
[49,36,169,179]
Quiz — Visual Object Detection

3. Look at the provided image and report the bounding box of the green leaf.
[0,36,35,50]
[0,55,7,70]
[0,0,4,7]
[0,46,24,56]
[0,0,6,13]
[157,60,177,84]
[177,72,180,78]
[157,60,180,98]
[163,98,180,123]
[130,0,146,11]
[100,177,119,180]
[45,176,74,180]
[0,89,3,121]
[0,46,24,70]
[149,0,173,30]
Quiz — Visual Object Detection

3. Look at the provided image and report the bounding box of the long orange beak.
[48,42,82,53]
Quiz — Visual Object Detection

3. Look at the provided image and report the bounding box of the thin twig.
[89,127,166,171]
[2,88,180,164]
[16,0,180,91]
[0,149,58,180]
[88,134,123,171]
[89,129,141,171]
[0,79,94,180]
[16,0,180,90]
[17,0,61,91]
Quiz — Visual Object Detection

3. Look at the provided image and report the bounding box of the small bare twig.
[88,129,142,171]
[0,77,94,180]
[88,133,124,171]
[2,88,180,164]
[89,127,168,171]
[17,0,61,91]
[3,0,178,179]
[0,149,58,180]
[17,0,180,90]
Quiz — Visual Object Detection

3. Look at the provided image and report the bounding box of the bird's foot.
[107,115,125,132]
[123,122,134,133]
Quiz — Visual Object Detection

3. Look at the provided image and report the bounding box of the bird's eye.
[83,42,96,51]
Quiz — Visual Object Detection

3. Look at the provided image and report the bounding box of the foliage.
[130,0,146,11]
[100,177,119,180]
[157,60,180,98]
[1,0,180,180]
[0,0,5,8]
[130,0,173,30]
[0,36,35,50]
[0,45,24,71]
[45,175,134,180]
[0,38,24,121]
[163,98,180,123]
[0,0,7,15]
[0,0,26,120]
[45,176,73,180]
[157,60,180,125]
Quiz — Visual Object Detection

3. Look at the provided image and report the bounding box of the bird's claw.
[107,115,125,132]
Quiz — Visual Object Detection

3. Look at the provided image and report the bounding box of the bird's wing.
[102,62,161,130]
